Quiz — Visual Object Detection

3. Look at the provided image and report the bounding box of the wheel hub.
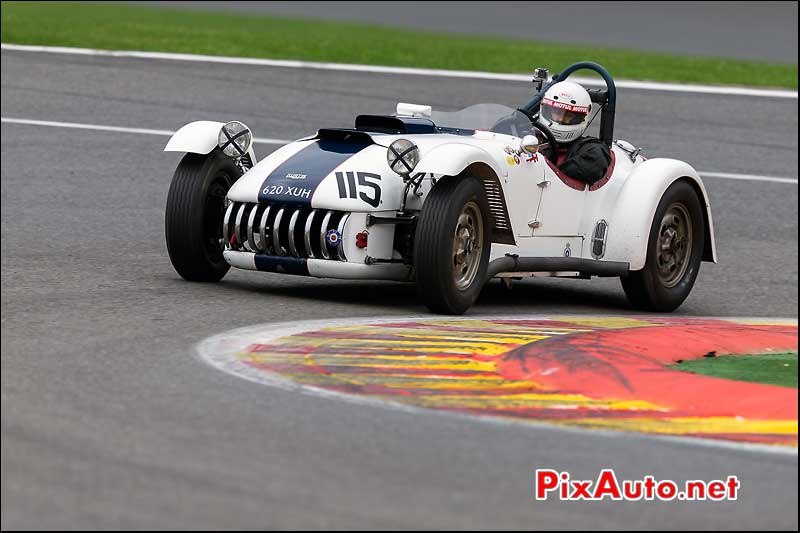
[451,202,484,290]
[656,203,692,288]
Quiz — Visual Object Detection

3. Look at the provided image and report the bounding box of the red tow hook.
[356,231,369,249]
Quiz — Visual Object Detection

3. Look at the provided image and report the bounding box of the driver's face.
[550,107,585,126]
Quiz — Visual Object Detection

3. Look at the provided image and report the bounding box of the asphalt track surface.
[146,1,799,64]
[1,49,798,529]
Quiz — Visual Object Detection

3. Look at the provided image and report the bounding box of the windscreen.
[427,103,536,137]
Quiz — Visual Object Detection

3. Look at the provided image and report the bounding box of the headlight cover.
[387,139,419,176]
[218,121,253,158]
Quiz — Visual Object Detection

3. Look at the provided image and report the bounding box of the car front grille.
[223,202,350,260]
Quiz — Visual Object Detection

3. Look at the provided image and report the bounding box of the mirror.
[519,134,539,155]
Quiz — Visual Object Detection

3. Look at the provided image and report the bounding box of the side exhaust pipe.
[486,255,629,281]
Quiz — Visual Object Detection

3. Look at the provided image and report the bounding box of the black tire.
[165,150,241,282]
[414,176,491,314]
[621,180,705,311]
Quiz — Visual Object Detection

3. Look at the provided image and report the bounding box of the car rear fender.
[604,158,716,271]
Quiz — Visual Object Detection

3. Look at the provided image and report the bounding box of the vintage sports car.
[164,61,716,314]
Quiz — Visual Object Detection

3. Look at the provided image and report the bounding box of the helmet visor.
[541,99,589,126]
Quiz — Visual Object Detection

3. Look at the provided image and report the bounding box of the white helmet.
[541,81,592,143]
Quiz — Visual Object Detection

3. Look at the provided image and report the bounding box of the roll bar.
[518,61,616,147]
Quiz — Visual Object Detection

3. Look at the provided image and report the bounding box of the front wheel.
[621,180,705,311]
[165,150,241,282]
[414,176,491,314]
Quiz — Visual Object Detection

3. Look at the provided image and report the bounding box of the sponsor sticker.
[543,98,589,113]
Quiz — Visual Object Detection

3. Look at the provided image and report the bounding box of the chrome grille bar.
[287,208,301,257]
[223,202,235,245]
[246,205,260,252]
[336,213,350,261]
[304,210,317,259]
[272,208,285,256]
[234,203,247,247]
[319,210,332,260]
[258,205,271,253]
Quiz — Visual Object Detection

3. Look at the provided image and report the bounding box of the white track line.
[2,116,796,185]
[2,43,797,99]
[698,172,798,185]
[0,117,289,145]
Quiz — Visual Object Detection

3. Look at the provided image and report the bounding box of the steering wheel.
[490,112,559,164]
[530,118,559,164]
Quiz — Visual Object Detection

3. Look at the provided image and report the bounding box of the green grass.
[1,1,797,89]
[673,352,798,389]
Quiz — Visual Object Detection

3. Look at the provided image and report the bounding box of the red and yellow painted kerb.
[235,317,798,446]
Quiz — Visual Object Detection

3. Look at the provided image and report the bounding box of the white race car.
[164,62,716,314]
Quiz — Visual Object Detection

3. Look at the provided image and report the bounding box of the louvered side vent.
[481,178,515,245]
[223,202,349,261]
[591,219,609,259]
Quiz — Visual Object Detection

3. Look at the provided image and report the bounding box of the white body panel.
[170,119,715,280]
[414,139,505,180]
[310,145,405,212]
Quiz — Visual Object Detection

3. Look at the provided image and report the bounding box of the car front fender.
[414,142,504,180]
[164,120,257,162]
[413,142,518,245]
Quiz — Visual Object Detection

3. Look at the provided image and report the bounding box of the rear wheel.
[165,150,241,282]
[414,177,491,314]
[621,180,704,311]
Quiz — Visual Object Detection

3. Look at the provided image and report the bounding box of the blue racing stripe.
[257,139,370,205]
